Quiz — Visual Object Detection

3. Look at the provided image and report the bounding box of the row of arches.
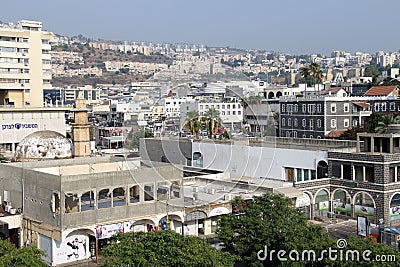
[298,189,377,222]
[266,91,283,99]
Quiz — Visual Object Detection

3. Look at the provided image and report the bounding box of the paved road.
[320,220,378,240]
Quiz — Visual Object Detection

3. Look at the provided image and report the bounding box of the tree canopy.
[101,230,238,267]
[217,193,400,266]
[0,240,47,267]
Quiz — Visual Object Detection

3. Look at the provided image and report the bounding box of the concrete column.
[390,137,394,154]
[77,193,82,212]
[363,166,366,182]
[371,137,374,152]
[110,188,114,207]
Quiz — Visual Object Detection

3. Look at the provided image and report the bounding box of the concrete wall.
[140,138,192,165]
[0,163,61,227]
[192,141,327,180]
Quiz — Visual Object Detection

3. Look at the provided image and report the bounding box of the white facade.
[198,102,243,124]
[164,97,195,118]
[0,108,67,153]
[0,20,53,108]
[192,141,327,181]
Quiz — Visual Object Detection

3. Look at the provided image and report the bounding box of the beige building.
[0,20,53,108]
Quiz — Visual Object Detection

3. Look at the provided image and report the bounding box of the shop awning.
[273,187,303,199]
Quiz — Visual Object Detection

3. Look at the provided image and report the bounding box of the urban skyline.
[2,0,400,55]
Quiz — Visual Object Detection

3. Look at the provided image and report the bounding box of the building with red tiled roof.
[364,85,399,96]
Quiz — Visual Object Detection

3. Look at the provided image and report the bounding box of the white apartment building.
[198,102,243,130]
[0,20,53,108]
[164,97,195,118]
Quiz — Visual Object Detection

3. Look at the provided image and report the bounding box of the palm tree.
[183,111,202,139]
[203,108,222,139]
[374,114,400,134]
[300,67,311,96]
[309,63,324,95]
[240,97,249,110]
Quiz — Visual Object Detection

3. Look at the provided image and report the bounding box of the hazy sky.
[2,0,400,55]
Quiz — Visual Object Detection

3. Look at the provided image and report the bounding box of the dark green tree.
[202,108,222,139]
[101,230,238,267]
[364,65,379,78]
[0,240,47,267]
[217,193,334,267]
[374,114,400,133]
[183,111,202,139]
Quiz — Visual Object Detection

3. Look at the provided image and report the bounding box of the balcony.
[0,82,27,90]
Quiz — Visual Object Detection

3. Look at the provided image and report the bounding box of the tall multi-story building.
[0,20,53,108]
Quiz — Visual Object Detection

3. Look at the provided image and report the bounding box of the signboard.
[319,201,329,211]
[185,211,207,221]
[95,223,125,239]
[54,234,89,265]
[355,205,375,216]
[357,216,368,237]
[295,194,311,208]
[333,201,351,215]
[209,207,230,217]
[389,194,400,221]
[1,122,39,130]
[389,206,400,221]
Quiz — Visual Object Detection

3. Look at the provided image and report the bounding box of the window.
[282,118,286,127]
[171,183,181,199]
[307,104,315,114]
[382,102,387,111]
[332,162,341,178]
[81,191,95,211]
[293,131,297,138]
[297,169,303,182]
[282,104,286,113]
[113,187,125,207]
[294,118,298,127]
[343,164,351,180]
[344,119,349,128]
[311,170,316,180]
[288,118,292,126]
[374,103,379,112]
[302,119,306,127]
[157,184,169,200]
[238,111,241,115]
[302,104,306,113]
[98,189,112,209]
[390,102,396,111]
[317,119,322,128]
[129,185,140,203]
[353,119,358,127]
[365,166,374,182]
[330,119,337,128]
[304,170,309,181]
[331,103,336,113]
[65,193,79,213]
[309,119,314,130]
[294,104,298,112]
[51,192,60,213]
[317,104,322,113]
[390,167,396,182]
[144,185,154,201]
[286,168,295,182]
[344,103,349,112]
